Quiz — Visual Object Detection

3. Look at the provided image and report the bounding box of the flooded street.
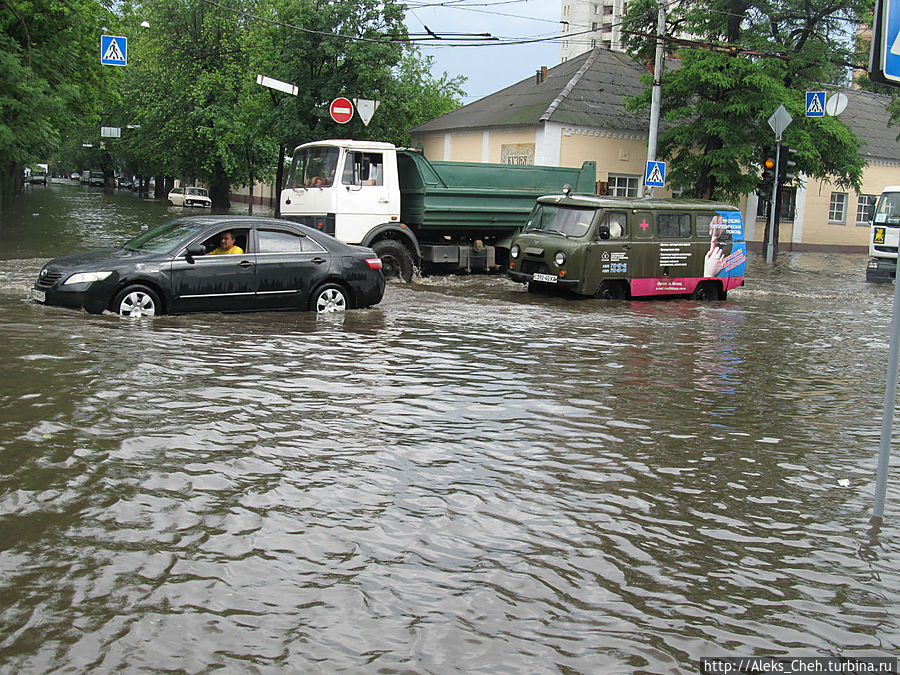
[0,180,898,672]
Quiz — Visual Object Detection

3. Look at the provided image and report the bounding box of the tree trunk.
[0,162,24,211]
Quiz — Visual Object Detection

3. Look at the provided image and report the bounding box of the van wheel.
[691,281,721,301]
[596,281,626,300]
[372,239,414,282]
[113,285,161,317]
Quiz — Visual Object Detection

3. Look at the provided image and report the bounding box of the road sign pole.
[765,140,782,264]
[875,274,900,519]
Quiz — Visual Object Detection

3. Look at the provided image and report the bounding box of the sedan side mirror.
[185,243,206,262]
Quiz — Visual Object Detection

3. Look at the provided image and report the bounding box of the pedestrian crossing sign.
[645,160,666,187]
[806,91,825,117]
[101,35,127,66]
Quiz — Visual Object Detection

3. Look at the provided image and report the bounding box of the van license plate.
[31,289,45,302]
[532,273,557,283]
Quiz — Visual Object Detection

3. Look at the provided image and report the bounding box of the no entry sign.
[330,97,354,124]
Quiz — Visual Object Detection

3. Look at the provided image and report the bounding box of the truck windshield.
[874,192,900,225]
[523,204,596,238]
[285,147,339,189]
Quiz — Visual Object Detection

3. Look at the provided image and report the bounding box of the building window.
[593,3,599,13]
[591,39,597,47]
[563,5,570,16]
[857,194,877,226]
[592,22,598,30]
[609,174,640,197]
[756,187,796,222]
[829,192,848,224]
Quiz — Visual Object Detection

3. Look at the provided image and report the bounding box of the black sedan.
[31,216,385,317]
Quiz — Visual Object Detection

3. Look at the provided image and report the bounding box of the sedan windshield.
[123,219,207,254]
[523,205,597,238]
[186,187,208,197]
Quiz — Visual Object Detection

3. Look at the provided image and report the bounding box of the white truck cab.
[867,186,900,282]
[281,140,401,245]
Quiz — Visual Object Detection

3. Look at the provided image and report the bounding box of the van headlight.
[64,271,113,285]
[555,251,567,266]
[510,244,520,259]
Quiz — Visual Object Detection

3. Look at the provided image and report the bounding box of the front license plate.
[31,289,45,302]
[532,273,558,283]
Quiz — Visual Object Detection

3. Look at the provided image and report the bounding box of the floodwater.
[0,180,898,672]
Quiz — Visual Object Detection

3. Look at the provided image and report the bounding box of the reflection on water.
[0,184,897,671]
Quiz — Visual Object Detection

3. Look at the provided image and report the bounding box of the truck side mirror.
[598,225,611,240]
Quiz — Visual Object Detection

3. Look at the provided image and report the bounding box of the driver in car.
[209,231,243,255]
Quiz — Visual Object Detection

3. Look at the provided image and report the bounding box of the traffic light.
[761,144,777,187]
[778,145,797,185]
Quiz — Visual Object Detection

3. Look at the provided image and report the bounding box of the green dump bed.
[397,149,597,234]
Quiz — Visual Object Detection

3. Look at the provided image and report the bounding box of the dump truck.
[280,139,597,280]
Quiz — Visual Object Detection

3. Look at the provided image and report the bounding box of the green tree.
[622,0,868,201]
[0,0,111,209]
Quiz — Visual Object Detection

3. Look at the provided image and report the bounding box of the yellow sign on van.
[874,226,886,245]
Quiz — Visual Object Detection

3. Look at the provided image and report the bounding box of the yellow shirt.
[209,245,244,255]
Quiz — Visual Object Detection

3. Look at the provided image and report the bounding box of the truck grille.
[521,259,550,275]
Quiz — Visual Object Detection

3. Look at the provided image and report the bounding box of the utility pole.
[645,1,666,196]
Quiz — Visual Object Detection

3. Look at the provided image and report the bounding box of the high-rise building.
[559,0,628,62]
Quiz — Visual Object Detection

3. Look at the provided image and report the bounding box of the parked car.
[117,176,133,189]
[30,216,385,317]
[169,186,212,208]
[88,171,104,187]
[70,172,80,180]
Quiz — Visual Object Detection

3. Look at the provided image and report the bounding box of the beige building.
[409,48,900,253]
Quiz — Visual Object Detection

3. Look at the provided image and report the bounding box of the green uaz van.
[507,194,746,301]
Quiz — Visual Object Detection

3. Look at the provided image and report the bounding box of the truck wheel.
[691,281,721,301]
[595,281,626,300]
[372,239,414,282]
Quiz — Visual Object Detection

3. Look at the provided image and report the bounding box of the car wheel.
[113,285,161,317]
[596,281,627,300]
[311,283,349,313]
[371,239,414,282]
[691,281,721,301]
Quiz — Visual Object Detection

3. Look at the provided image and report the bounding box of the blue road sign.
[806,91,825,117]
[645,161,666,187]
[884,0,900,82]
[100,35,127,67]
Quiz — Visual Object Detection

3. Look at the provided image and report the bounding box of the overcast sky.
[404,0,564,104]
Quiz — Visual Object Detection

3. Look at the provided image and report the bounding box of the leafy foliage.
[0,0,111,207]
[622,0,869,200]
[2,0,464,209]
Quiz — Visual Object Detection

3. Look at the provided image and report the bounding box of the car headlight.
[555,251,567,266]
[510,244,520,259]
[64,271,113,285]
